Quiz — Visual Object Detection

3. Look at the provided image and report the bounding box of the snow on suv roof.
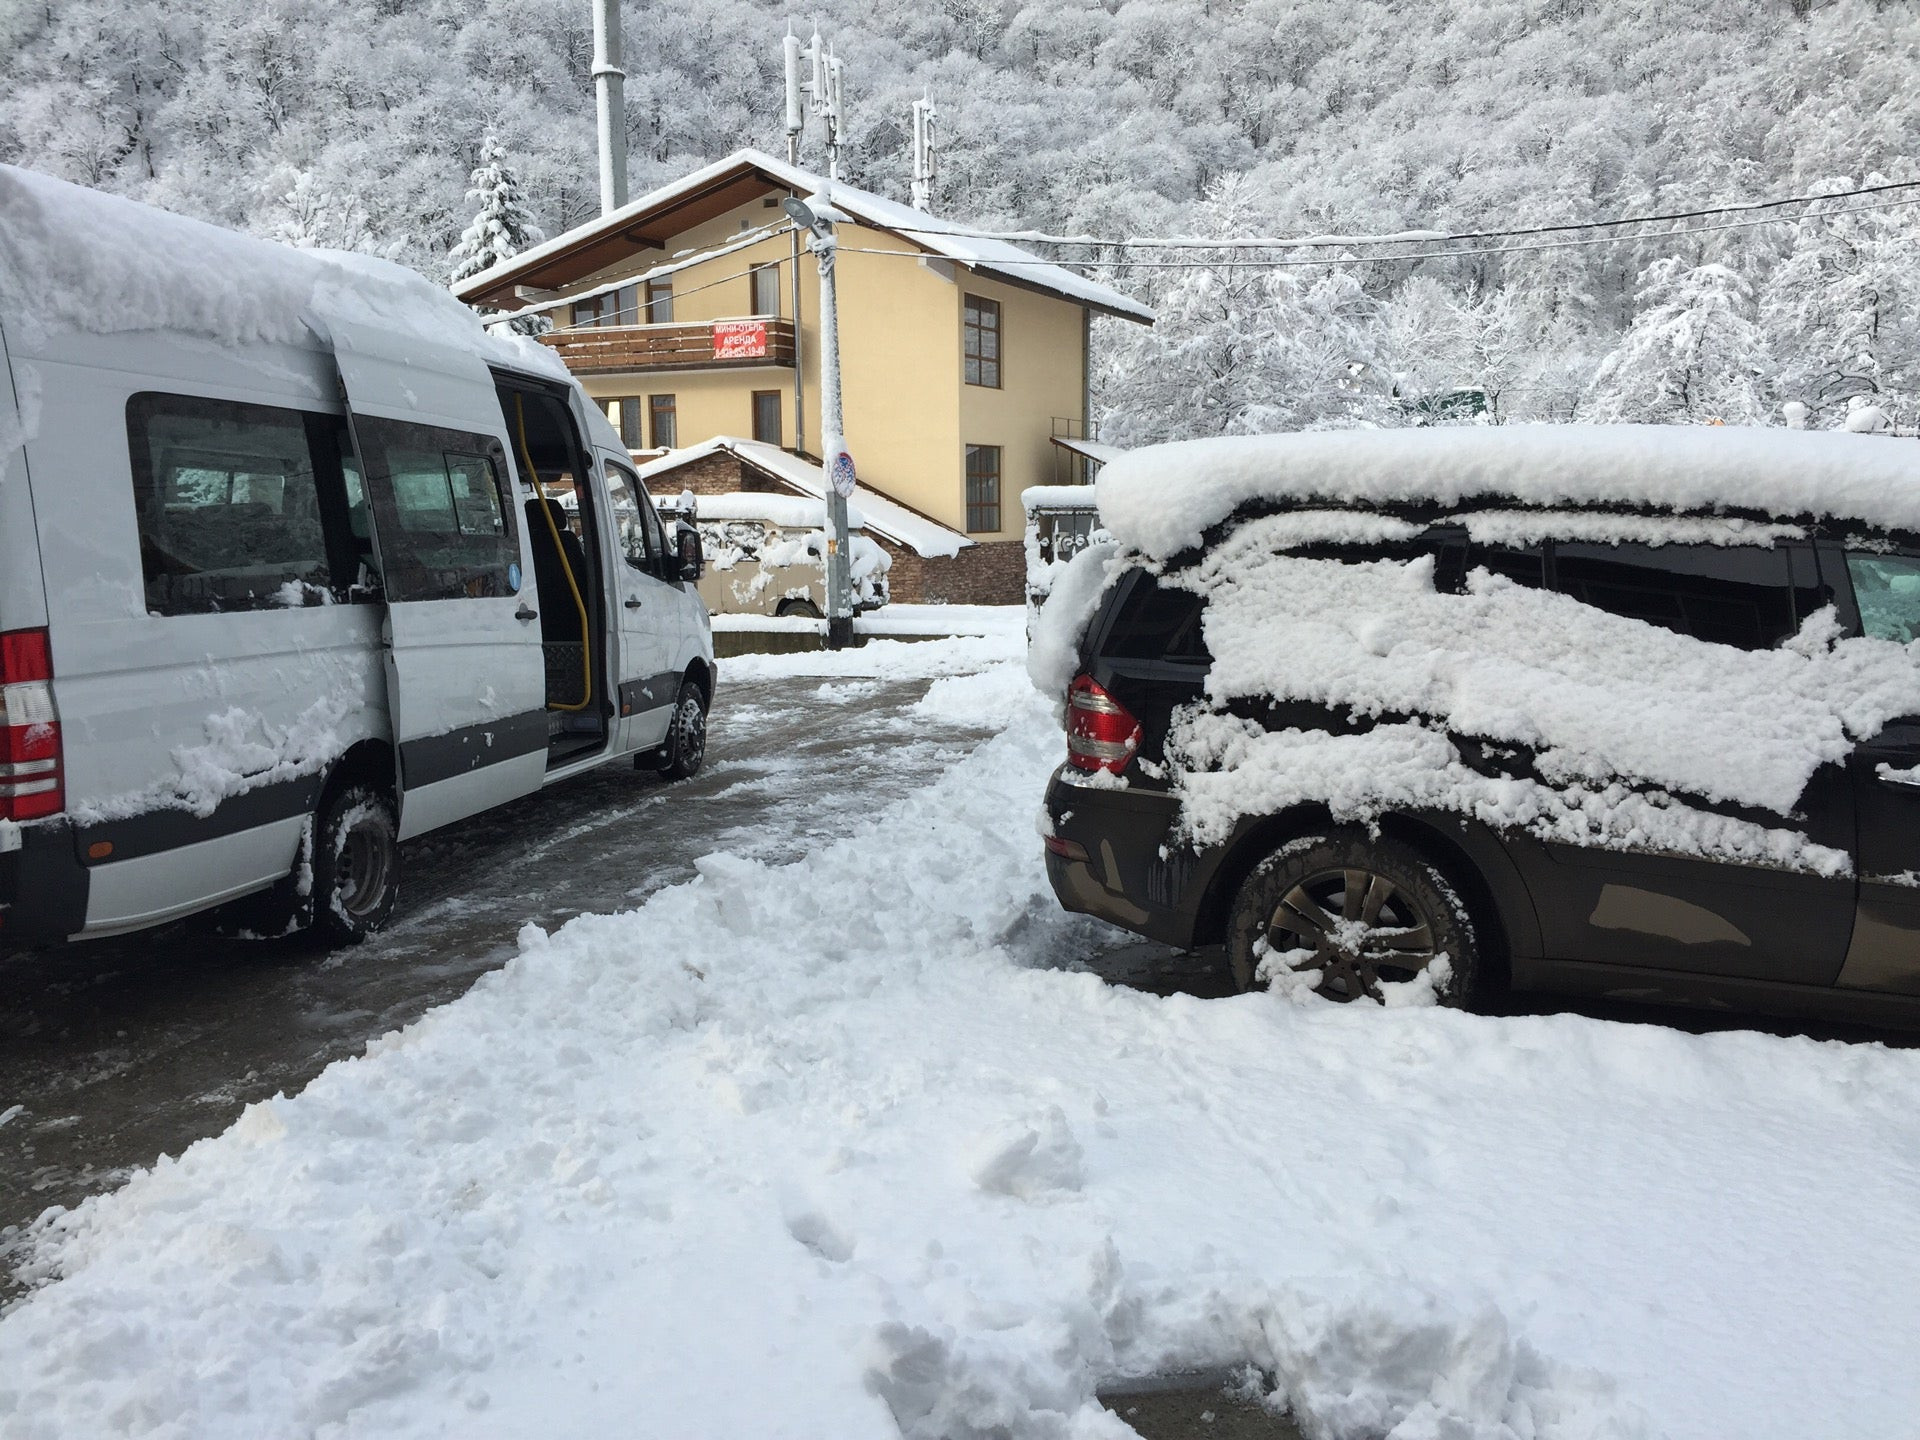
[1097,425,1920,562]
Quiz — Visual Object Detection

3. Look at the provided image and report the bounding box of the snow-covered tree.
[1584,259,1771,425]
[1760,175,1920,429]
[1095,175,1386,443]
[261,168,379,254]
[448,133,544,284]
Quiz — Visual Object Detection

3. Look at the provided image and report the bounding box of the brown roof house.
[453,148,1152,603]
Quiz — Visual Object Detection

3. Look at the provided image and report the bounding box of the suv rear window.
[1100,575,1210,664]
[1550,542,1814,651]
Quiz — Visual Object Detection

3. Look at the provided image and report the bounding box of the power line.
[885,176,1920,251]
[839,194,1920,272]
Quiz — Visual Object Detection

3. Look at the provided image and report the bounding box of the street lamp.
[784,194,856,650]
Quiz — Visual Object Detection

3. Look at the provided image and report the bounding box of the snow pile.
[1096,426,1920,562]
[4,653,1919,1439]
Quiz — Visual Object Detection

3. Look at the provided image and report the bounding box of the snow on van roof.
[1096,425,1920,561]
[0,164,562,381]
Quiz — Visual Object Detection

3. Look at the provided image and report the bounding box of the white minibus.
[0,165,715,945]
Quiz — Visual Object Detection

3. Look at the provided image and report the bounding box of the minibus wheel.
[658,681,708,781]
[310,784,400,945]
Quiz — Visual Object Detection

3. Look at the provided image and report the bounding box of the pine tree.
[448,134,544,285]
[1584,258,1771,426]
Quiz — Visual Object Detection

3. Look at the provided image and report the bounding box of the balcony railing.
[540,316,797,375]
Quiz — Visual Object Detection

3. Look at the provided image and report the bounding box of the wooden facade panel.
[541,318,796,375]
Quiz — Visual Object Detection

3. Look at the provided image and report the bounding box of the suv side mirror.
[676,523,704,582]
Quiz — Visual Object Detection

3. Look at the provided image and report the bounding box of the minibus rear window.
[126,393,343,615]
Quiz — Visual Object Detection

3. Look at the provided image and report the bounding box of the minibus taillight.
[1066,675,1141,776]
[0,628,63,821]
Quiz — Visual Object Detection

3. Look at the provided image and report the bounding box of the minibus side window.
[352,417,519,602]
[126,392,342,615]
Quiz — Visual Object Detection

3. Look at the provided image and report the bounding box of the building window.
[963,294,1001,388]
[965,444,1001,533]
[606,397,644,449]
[750,264,781,317]
[646,280,674,324]
[751,391,782,447]
[572,285,636,328]
[649,394,678,450]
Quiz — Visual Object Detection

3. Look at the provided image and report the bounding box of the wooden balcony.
[539,317,796,375]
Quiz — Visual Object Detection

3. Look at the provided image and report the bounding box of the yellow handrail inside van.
[514,393,594,714]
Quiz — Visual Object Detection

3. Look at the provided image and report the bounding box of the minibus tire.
[310,784,400,945]
[658,681,708,781]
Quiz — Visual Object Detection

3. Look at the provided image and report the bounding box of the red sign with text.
[712,319,769,360]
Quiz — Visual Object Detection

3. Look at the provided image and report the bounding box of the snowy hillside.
[3,0,1915,432]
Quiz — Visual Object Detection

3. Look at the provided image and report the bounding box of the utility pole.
[783,28,806,455]
[592,0,628,214]
[783,193,855,650]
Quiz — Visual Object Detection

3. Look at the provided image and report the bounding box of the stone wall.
[887,540,1025,605]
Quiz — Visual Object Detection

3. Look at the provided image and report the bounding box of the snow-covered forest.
[3,0,1916,437]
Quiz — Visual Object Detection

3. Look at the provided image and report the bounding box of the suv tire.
[1226,829,1479,1005]
[309,784,400,946]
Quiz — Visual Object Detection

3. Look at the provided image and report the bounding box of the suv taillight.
[0,628,62,821]
[1066,675,1141,776]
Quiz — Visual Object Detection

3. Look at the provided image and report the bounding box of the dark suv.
[1042,483,1920,1027]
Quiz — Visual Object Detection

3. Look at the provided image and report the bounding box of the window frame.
[749,263,781,317]
[645,280,674,325]
[649,394,678,450]
[963,294,1002,389]
[751,390,783,447]
[965,443,1002,534]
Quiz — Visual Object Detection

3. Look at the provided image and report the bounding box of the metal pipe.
[592,0,629,215]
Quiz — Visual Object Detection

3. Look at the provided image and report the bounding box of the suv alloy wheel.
[1226,830,1480,1004]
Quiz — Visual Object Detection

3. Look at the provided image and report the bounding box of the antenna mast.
[789,29,845,181]
[910,90,936,213]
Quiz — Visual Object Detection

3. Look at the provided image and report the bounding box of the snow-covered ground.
[2,634,1918,1440]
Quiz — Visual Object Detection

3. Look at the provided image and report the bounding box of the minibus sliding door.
[327,320,547,839]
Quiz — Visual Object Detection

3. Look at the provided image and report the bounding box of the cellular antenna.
[782,28,803,164]
[910,90,937,213]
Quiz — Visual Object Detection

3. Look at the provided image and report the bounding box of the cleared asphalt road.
[0,674,1018,1276]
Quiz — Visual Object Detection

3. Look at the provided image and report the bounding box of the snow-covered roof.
[452,149,1153,325]
[636,437,970,559]
[1047,435,1126,466]
[1098,425,1920,561]
[687,492,867,529]
[1022,485,1099,512]
[0,164,563,383]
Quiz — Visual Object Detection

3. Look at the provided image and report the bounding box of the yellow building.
[453,149,1151,602]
